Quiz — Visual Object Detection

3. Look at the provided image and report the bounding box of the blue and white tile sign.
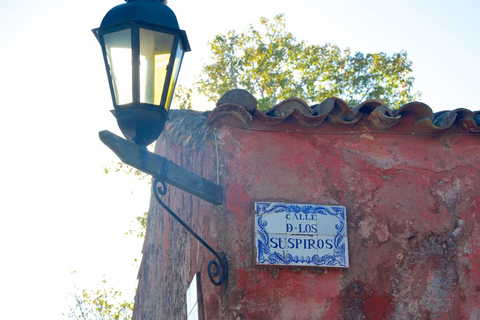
[255,202,349,268]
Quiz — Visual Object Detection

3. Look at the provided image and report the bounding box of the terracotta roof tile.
[206,103,252,128]
[199,89,480,134]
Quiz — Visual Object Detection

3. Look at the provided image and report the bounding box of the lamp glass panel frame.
[103,28,134,105]
[95,22,184,112]
[164,41,184,111]
[139,28,174,106]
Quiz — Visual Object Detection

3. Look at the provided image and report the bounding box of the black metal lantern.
[93,0,190,146]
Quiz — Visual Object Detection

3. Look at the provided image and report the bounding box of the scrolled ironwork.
[155,179,167,196]
[152,178,228,287]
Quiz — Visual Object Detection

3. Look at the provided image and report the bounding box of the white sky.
[0,0,479,318]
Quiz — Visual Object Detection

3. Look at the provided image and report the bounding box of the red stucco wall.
[133,106,480,320]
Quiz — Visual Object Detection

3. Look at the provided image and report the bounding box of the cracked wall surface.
[133,108,480,320]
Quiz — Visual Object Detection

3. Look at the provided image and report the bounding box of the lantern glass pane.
[104,29,133,105]
[164,41,184,111]
[139,28,174,106]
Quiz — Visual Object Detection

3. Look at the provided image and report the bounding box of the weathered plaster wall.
[133,106,480,320]
[133,110,218,320]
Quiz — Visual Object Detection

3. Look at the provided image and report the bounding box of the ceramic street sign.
[255,202,349,268]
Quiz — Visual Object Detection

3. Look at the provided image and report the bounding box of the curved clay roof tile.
[206,103,252,128]
[327,98,362,125]
[367,105,401,129]
[204,91,480,133]
[265,98,312,117]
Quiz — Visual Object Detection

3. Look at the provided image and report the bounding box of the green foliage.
[67,164,149,320]
[102,160,148,239]
[65,210,145,319]
[65,275,133,320]
[126,211,148,239]
[196,14,421,110]
[173,84,194,110]
[125,211,148,265]
[103,161,149,181]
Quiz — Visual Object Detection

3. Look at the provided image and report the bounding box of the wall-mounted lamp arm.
[153,179,228,286]
[99,130,228,287]
[99,130,223,205]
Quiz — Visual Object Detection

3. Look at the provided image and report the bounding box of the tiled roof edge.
[204,89,480,133]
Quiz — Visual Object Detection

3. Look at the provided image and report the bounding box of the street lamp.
[94,0,227,288]
[93,0,190,146]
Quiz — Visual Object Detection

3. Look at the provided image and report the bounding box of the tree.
[174,85,194,110]
[103,161,149,181]
[65,275,133,320]
[197,14,421,110]
[64,173,148,320]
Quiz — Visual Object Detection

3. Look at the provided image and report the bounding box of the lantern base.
[114,104,168,146]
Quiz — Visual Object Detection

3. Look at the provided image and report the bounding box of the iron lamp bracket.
[99,130,227,287]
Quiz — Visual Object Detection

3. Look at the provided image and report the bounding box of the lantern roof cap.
[100,0,180,30]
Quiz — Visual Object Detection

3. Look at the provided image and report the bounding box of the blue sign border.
[255,202,348,267]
